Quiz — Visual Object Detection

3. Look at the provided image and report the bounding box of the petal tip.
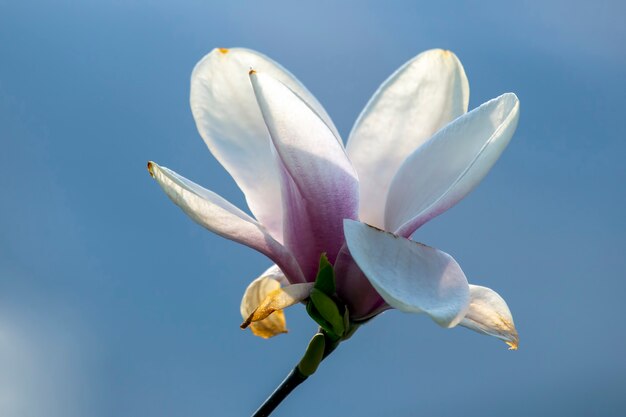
[249,68,257,76]
[501,92,520,109]
[425,48,456,59]
[147,161,156,178]
[240,316,252,329]
[505,326,519,350]
[460,285,519,350]
[217,47,229,54]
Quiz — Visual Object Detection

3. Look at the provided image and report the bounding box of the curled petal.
[460,285,519,350]
[147,161,305,284]
[190,48,339,241]
[385,93,520,237]
[240,282,315,329]
[240,265,289,339]
[343,220,470,328]
[250,71,359,280]
[347,49,469,228]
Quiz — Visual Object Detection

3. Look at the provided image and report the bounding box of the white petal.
[246,264,289,288]
[240,265,290,339]
[385,93,520,237]
[343,220,470,327]
[190,48,339,241]
[347,49,469,228]
[250,71,359,280]
[148,161,305,284]
[460,285,519,349]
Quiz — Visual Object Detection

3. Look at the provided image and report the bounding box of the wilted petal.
[343,220,470,327]
[347,49,469,228]
[190,48,339,241]
[148,161,305,284]
[240,265,290,339]
[385,93,520,237]
[241,282,314,329]
[250,71,359,280]
[460,285,519,349]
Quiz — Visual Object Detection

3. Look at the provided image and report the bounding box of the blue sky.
[1,1,625,416]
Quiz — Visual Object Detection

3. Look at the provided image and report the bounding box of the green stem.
[250,331,339,417]
[251,366,308,417]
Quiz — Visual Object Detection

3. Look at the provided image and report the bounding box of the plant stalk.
[251,366,308,417]
[251,331,340,417]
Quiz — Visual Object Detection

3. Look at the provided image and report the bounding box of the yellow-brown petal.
[240,273,288,339]
[241,283,314,332]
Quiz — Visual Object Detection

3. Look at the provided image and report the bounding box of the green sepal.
[297,333,326,377]
[306,300,337,339]
[314,253,336,296]
[309,289,345,337]
[343,306,350,335]
[342,323,360,340]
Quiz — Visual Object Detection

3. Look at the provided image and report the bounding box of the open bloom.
[148,47,519,349]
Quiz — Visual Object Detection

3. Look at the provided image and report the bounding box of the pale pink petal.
[343,220,470,328]
[190,48,339,242]
[148,161,304,284]
[385,93,520,237]
[250,72,359,281]
[347,49,469,228]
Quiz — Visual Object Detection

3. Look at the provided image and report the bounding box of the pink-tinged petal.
[347,49,469,228]
[250,72,359,280]
[190,48,339,242]
[385,93,520,237]
[148,161,305,284]
[334,244,387,320]
[460,285,519,350]
[343,220,470,328]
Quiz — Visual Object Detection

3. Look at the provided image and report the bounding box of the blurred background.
[1,1,625,416]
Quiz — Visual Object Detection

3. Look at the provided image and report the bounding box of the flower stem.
[251,366,308,417]
[251,331,340,417]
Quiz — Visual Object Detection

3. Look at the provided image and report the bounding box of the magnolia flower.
[148,47,519,350]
